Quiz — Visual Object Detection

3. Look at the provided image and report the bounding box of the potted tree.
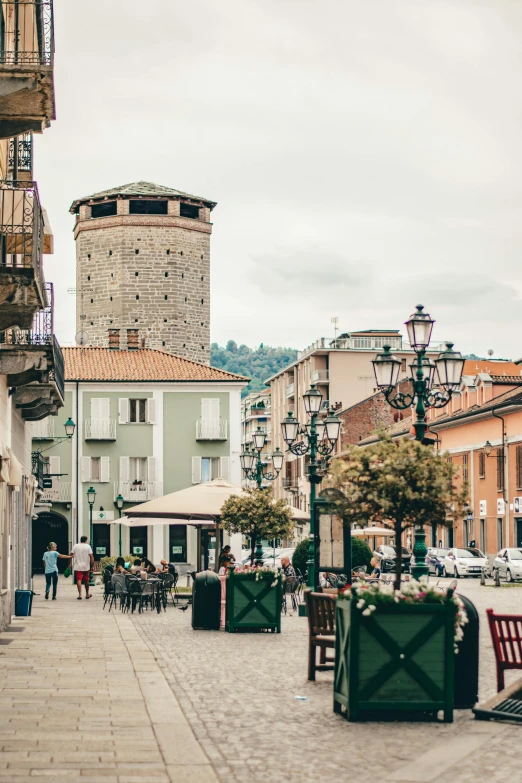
[329,436,468,722]
[219,488,294,633]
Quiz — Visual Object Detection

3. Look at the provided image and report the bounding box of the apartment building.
[32,335,247,573]
[240,389,271,484]
[0,0,62,627]
[268,328,443,512]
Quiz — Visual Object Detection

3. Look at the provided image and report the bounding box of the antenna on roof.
[488,349,494,357]
[331,316,339,342]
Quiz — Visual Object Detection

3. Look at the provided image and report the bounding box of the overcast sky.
[38,0,522,358]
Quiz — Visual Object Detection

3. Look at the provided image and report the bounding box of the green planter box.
[226,571,282,633]
[334,597,456,722]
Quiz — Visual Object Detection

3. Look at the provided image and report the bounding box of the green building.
[31,341,246,572]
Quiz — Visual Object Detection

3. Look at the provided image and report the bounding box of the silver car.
[493,548,522,582]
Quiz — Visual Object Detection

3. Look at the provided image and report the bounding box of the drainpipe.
[492,409,508,546]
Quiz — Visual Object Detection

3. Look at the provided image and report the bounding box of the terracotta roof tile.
[489,375,522,384]
[463,359,521,376]
[63,347,249,383]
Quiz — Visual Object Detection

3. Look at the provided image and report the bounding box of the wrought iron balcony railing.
[196,419,228,441]
[0,180,44,284]
[85,418,116,441]
[8,133,32,176]
[31,417,54,439]
[40,481,71,503]
[0,1,54,67]
[31,450,46,489]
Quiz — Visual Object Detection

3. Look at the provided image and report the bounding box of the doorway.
[516,519,522,548]
[93,523,111,559]
[32,512,69,574]
[200,529,216,571]
[129,526,147,559]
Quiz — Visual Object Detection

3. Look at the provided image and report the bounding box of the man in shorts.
[71,536,94,600]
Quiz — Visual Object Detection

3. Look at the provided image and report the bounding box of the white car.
[492,548,522,582]
[443,547,488,578]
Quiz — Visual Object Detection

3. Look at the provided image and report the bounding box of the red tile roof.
[63,347,249,383]
[463,360,521,376]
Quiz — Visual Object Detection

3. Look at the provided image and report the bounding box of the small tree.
[292,538,310,577]
[219,487,295,566]
[351,538,373,571]
[329,437,467,589]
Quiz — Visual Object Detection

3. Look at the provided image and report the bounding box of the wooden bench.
[305,590,336,681]
[487,608,522,691]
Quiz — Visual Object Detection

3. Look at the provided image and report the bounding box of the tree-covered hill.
[210,341,297,396]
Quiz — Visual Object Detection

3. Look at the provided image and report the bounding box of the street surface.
[0,576,520,781]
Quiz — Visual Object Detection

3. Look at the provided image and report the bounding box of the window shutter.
[201,398,211,419]
[146,398,156,424]
[91,398,101,420]
[147,456,157,482]
[210,399,220,420]
[517,446,522,489]
[48,456,60,476]
[100,398,110,419]
[100,457,110,483]
[192,456,202,484]
[81,456,91,483]
[219,456,230,481]
[119,456,130,481]
[118,398,129,424]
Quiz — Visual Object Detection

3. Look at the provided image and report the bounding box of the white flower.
[356,599,365,609]
[368,604,377,612]
[362,608,371,616]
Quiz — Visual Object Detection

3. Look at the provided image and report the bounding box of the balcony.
[0,285,64,420]
[31,416,54,439]
[114,481,163,503]
[8,133,32,180]
[40,480,71,503]
[85,418,116,441]
[31,450,45,489]
[282,477,298,492]
[311,369,329,384]
[196,418,228,441]
[0,180,46,331]
[0,2,55,139]
[286,383,295,397]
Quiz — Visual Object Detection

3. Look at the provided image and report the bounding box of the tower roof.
[70,181,217,213]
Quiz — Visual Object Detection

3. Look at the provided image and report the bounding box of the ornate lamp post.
[372,305,465,578]
[114,493,124,557]
[240,428,285,562]
[87,485,96,587]
[281,386,341,590]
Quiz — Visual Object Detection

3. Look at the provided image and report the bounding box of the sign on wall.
[479,500,487,517]
[132,546,143,555]
[94,511,114,521]
[514,497,522,514]
[497,499,506,516]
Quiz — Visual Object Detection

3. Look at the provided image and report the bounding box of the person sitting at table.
[157,559,169,573]
[140,557,156,574]
[114,557,130,574]
[366,556,381,580]
[218,545,235,571]
[129,559,142,574]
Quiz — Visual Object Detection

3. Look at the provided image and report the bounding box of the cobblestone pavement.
[0,577,217,782]
[129,578,522,783]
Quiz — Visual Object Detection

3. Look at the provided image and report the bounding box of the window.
[462,453,469,484]
[169,526,187,563]
[119,456,157,487]
[129,199,168,215]
[479,451,486,479]
[201,457,220,483]
[192,456,230,484]
[497,518,504,550]
[180,202,200,219]
[91,458,100,482]
[91,201,117,219]
[129,399,146,423]
[81,456,110,482]
[129,457,147,483]
[90,398,110,420]
[497,448,505,491]
[517,445,522,489]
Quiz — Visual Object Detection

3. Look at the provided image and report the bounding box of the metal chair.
[109,574,128,612]
[282,576,300,614]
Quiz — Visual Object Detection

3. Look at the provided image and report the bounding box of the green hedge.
[99,555,135,574]
[351,537,372,571]
[292,538,310,577]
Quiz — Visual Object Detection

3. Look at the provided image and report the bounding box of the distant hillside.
[210,341,297,396]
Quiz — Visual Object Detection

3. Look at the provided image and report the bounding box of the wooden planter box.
[226,571,282,633]
[334,597,456,722]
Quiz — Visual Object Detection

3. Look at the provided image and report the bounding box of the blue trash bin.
[14,589,32,617]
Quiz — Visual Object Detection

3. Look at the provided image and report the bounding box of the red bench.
[487,608,522,692]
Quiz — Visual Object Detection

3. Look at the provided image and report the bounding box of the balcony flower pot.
[333,579,467,723]
[226,568,282,633]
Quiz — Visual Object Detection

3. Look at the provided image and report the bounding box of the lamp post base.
[410,525,429,580]
[89,572,95,587]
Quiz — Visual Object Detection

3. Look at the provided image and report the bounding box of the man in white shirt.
[70,536,94,600]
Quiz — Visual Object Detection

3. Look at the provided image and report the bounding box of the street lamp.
[372,305,465,579]
[114,493,124,557]
[281,385,342,590]
[64,418,75,437]
[87,486,96,587]
[240,428,285,563]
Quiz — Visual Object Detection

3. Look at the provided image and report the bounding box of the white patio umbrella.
[351,527,395,537]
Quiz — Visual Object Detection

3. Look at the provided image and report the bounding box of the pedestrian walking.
[70,536,94,600]
[42,542,71,601]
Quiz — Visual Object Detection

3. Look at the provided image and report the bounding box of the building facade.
[240,389,271,484]
[0,0,63,628]
[70,181,216,363]
[32,341,246,573]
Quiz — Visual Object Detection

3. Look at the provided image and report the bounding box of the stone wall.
[75,215,211,363]
[339,391,399,448]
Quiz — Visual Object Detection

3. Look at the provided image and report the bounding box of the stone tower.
[69,181,216,362]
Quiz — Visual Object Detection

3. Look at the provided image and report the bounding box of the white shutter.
[147,456,157,482]
[118,398,129,424]
[192,456,202,484]
[119,456,130,481]
[100,398,110,418]
[146,398,156,424]
[81,456,91,482]
[219,456,230,481]
[100,456,110,483]
[210,399,220,420]
[48,456,60,476]
[91,398,101,420]
[201,398,219,420]
[201,398,211,419]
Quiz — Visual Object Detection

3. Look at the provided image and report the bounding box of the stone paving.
[0,576,521,782]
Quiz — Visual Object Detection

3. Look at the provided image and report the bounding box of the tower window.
[165,272,168,277]
[180,251,183,256]
[111,273,113,278]
[162,341,165,346]
[201,276,204,281]
[166,249,170,256]
[181,273,184,279]
[201,255,203,260]
[185,297,187,303]
[164,319,167,323]
[110,296,112,301]
[87,275,90,281]
[91,201,117,219]
[136,295,139,300]
[201,299,204,304]
[183,343,186,348]
[129,199,168,215]
[135,319,138,322]
[87,254,91,259]
[109,250,112,256]
[164,295,168,300]
[90,299,93,304]
[180,203,199,219]
[135,271,139,276]
[135,249,139,255]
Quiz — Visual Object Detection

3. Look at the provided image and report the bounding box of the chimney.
[108,328,120,350]
[140,337,146,349]
[127,328,139,350]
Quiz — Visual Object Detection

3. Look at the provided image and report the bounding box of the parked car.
[425,548,450,576]
[262,547,296,569]
[492,548,522,582]
[376,545,411,574]
[442,547,488,578]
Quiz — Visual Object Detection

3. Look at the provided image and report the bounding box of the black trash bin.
[192,570,221,630]
[454,594,479,708]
